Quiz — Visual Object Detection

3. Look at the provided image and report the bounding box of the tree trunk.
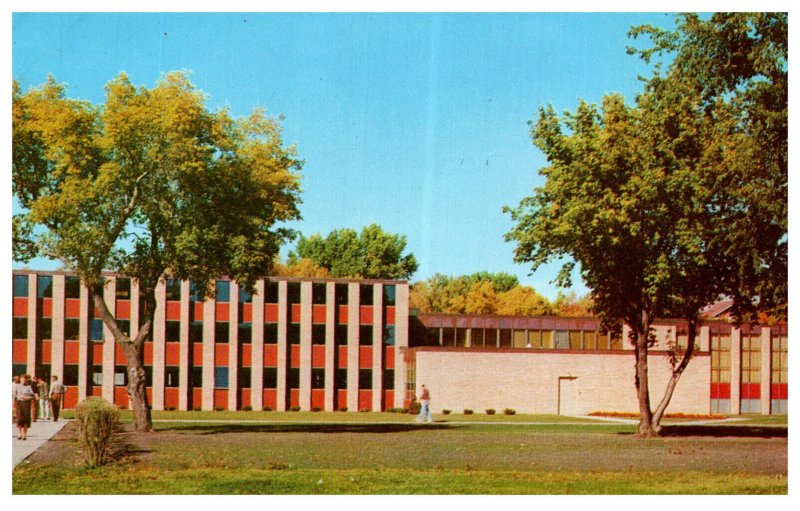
[633,310,657,437]
[651,319,698,432]
[122,343,153,432]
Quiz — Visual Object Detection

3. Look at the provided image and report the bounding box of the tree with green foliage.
[289,224,418,280]
[506,13,786,436]
[13,72,303,432]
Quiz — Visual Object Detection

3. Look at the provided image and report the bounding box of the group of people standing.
[12,374,66,440]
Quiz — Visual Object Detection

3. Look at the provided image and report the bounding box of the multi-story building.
[11,270,788,416]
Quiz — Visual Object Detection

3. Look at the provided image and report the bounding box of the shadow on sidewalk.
[659,425,787,438]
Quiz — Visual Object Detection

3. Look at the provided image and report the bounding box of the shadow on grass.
[157,422,456,435]
[659,425,787,438]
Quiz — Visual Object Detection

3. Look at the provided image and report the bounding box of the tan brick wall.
[415,350,710,415]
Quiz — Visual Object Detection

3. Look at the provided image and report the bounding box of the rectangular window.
[360,284,373,305]
[312,324,326,344]
[64,364,79,386]
[189,281,202,301]
[383,285,396,306]
[91,366,103,386]
[596,330,609,350]
[13,274,29,297]
[470,328,484,347]
[239,287,252,303]
[116,319,130,338]
[287,367,300,389]
[498,329,512,348]
[39,318,53,340]
[239,323,252,344]
[13,317,28,339]
[312,283,326,304]
[190,321,203,341]
[165,366,179,387]
[215,322,229,343]
[383,369,394,390]
[359,324,373,345]
[65,276,81,298]
[264,281,279,303]
[484,328,497,347]
[335,368,347,389]
[37,275,53,298]
[512,330,527,348]
[359,369,372,389]
[264,322,278,344]
[383,325,396,346]
[89,318,104,341]
[542,330,554,349]
[214,367,229,388]
[287,282,301,304]
[114,365,127,386]
[569,331,582,350]
[583,331,597,350]
[335,324,348,345]
[555,330,570,349]
[144,366,153,387]
[190,367,202,387]
[215,280,230,303]
[287,323,300,344]
[441,328,454,346]
[65,319,80,340]
[165,320,181,342]
[240,367,251,388]
[263,367,278,388]
[335,284,348,305]
[116,278,131,299]
[311,368,325,389]
[166,278,182,301]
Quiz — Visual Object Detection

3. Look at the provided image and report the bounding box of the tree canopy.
[13,72,303,431]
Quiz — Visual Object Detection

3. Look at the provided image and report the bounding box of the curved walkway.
[11,419,71,468]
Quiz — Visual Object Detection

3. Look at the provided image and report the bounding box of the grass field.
[13,412,787,495]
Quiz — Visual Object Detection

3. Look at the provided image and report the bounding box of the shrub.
[359,408,371,413]
[463,409,474,415]
[503,408,516,415]
[408,400,421,415]
[338,407,348,412]
[214,407,224,412]
[193,407,201,412]
[311,406,322,412]
[290,406,301,412]
[485,409,496,415]
[165,406,176,411]
[75,397,120,467]
[442,409,451,415]
[262,407,273,412]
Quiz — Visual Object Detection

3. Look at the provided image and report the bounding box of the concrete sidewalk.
[12,418,71,468]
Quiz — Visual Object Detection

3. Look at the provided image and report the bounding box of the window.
[13,318,28,339]
[89,319,104,341]
[555,330,570,349]
[470,328,484,347]
[484,329,497,347]
[215,280,230,303]
[583,331,597,350]
[359,325,373,345]
[383,285,396,306]
[312,324,326,345]
[498,329,512,348]
[190,321,203,341]
[710,333,731,414]
[771,334,788,414]
[114,365,127,386]
[263,367,277,389]
[542,330,554,349]
[13,364,27,379]
[264,323,278,344]
[312,283,326,304]
[166,279,182,301]
[335,284,348,305]
[214,367,229,388]
[91,366,103,386]
[239,287,252,303]
[65,276,81,298]
[360,284,373,305]
[37,275,53,298]
[312,368,325,389]
[383,369,394,390]
[287,324,300,344]
[39,318,52,340]
[64,319,79,340]
[740,333,761,414]
[383,325,396,346]
[189,281,202,301]
[238,323,252,344]
[287,367,300,389]
[144,366,153,386]
[441,328,454,346]
[264,281,279,303]
[335,368,348,389]
[165,366,180,387]
[569,331,582,350]
[359,369,372,389]
[13,274,29,297]
[166,321,181,342]
[116,278,131,299]
[512,330,527,348]
[287,282,301,304]
[335,324,348,345]
[240,367,251,388]
[116,320,131,338]
[190,367,203,387]
[215,322,229,343]
[64,364,79,386]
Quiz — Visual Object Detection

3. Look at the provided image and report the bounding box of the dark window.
[165,366,180,387]
[240,367,251,388]
[144,366,153,387]
[190,321,203,341]
[65,319,80,340]
[359,324,373,345]
[287,367,300,389]
[498,329,512,348]
[239,323,252,344]
[117,319,130,338]
[64,364,79,386]
[239,286,252,303]
[215,280,230,303]
[191,367,202,387]
[39,318,52,340]
[312,368,325,389]
[360,284,373,305]
[287,323,300,344]
[13,317,28,339]
[383,285,396,306]
[165,279,181,301]
[13,275,29,297]
[65,276,81,298]
[166,321,181,342]
[13,363,27,379]
[265,281,279,303]
[116,278,131,299]
[114,365,128,386]
[383,325,395,346]
[37,275,53,298]
[264,323,278,344]
[312,324,326,344]
[359,369,372,389]
[215,322,229,343]
[312,283,326,304]
[383,369,394,390]
[335,324,348,345]
[287,282,301,304]
[335,284,348,305]
[89,319,104,341]
[263,367,278,388]
[215,367,229,388]
[335,368,347,389]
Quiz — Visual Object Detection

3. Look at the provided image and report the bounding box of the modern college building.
[11,270,788,416]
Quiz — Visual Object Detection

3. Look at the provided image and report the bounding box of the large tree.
[13,72,303,432]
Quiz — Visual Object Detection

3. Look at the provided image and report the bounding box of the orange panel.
[290,345,301,367]
[41,340,52,363]
[164,388,179,409]
[63,387,78,409]
[215,303,229,322]
[93,306,102,319]
[91,387,103,397]
[193,302,204,321]
[146,388,152,404]
[311,389,325,409]
[264,345,278,367]
[337,390,348,410]
[262,389,277,410]
[386,306,396,325]
[166,301,182,321]
[291,304,301,323]
[12,340,27,363]
[311,345,326,368]
[358,391,372,411]
[240,344,252,367]
[214,390,228,409]
[92,343,104,364]
[240,389,251,409]
[359,346,373,368]
[384,347,395,369]
[65,298,81,319]
[115,345,127,364]
[192,388,203,410]
[264,304,279,323]
[13,297,28,317]
[64,341,80,364]
[312,305,326,324]
[115,300,131,319]
[215,344,228,366]
[144,342,153,365]
[289,389,299,409]
[337,346,348,368]
[114,387,129,408]
[360,306,374,324]
[338,305,348,324]
[165,342,180,366]
[41,298,53,318]
[193,343,203,365]
[242,303,252,323]
[384,390,394,409]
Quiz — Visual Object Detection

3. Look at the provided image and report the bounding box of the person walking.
[36,375,51,420]
[50,375,66,421]
[13,374,36,440]
[416,384,433,423]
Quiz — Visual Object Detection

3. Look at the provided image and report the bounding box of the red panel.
[771,383,788,400]
[193,343,203,365]
[41,340,52,364]
[12,340,27,363]
[13,297,28,317]
[164,388,179,409]
[65,298,81,319]
[262,389,277,410]
[312,305,326,324]
[264,304,279,322]
[166,302,182,321]
[360,306,374,325]
[384,347,395,369]
[337,346,348,368]
[359,346,373,368]
[214,390,228,409]
[241,344,252,367]
[242,303,253,323]
[193,302,204,321]
[215,303,230,322]
[290,345,301,368]
[291,304,301,323]
[289,389,300,408]
[386,306,396,325]
[115,300,131,319]
[147,388,153,403]
[337,390,347,410]
[63,387,78,409]
[358,391,372,411]
[215,344,228,366]
[93,306,102,319]
[711,383,731,399]
[115,346,127,364]
[311,389,325,409]
[338,306,348,324]
[41,298,53,318]
[384,390,394,409]
[92,343,104,364]
[264,344,278,367]
[240,389,251,409]
[165,342,180,366]
[144,342,154,365]
[91,387,102,397]
[114,387,128,408]
[192,388,203,410]
[312,345,326,368]
[64,341,80,364]
[741,383,761,400]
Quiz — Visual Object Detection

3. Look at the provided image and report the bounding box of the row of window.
[427,327,624,350]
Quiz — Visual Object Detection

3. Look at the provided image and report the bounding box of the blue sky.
[11,11,677,300]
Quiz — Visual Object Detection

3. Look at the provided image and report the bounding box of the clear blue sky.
[11,11,677,300]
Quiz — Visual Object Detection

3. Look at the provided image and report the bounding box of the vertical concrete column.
[178,280,191,411]
[324,282,336,411]
[761,327,772,415]
[299,281,313,410]
[51,274,65,382]
[228,280,240,411]
[699,325,710,353]
[372,284,383,411]
[251,280,265,411]
[151,279,167,410]
[102,279,117,403]
[78,281,89,403]
[347,283,360,411]
[730,326,742,415]
[394,283,409,408]
[276,281,288,411]
[26,274,38,376]
[202,284,216,411]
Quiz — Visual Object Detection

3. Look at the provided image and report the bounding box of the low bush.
[338,407,348,412]
[503,408,516,415]
[359,408,371,412]
[485,409,496,415]
[214,407,224,412]
[290,406,301,412]
[408,400,421,415]
[75,398,120,467]
[442,409,451,415]
[165,406,176,411]
[463,409,474,415]
[242,406,252,411]
[311,406,322,412]
[193,407,201,412]
[262,407,273,412]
